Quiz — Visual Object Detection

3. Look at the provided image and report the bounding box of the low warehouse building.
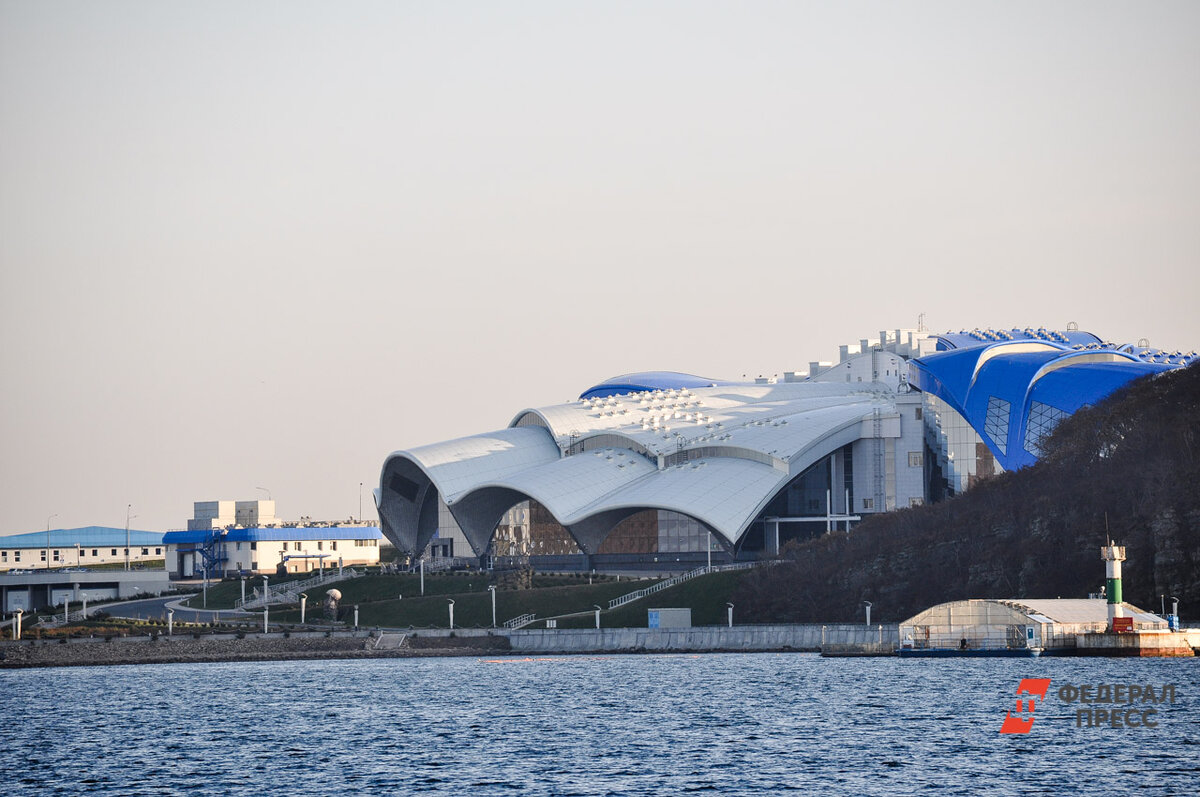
[899,598,1167,656]
[0,527,165,572]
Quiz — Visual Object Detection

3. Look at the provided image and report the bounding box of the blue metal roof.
[910,338,1182,470]
[580,371,732,399]
[932,327,1103,351]
[0,527,164,548]
[162,527,382,544]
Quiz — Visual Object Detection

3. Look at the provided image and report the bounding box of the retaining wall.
[409,624,899,653]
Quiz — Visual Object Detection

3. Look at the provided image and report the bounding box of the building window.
[862,498,874,510]
[250,542,257,550]
[984,396,1011,455]
[1024,401,1069,457]
[53,551,60,561]
[251,561,258,570]
[155,548,162,555]
[909,497,924,507]
[41,551,46,561]
[1,551,6,561]
[330,541,337,551]
[111,549,117,556]
[92,549,98,556]
[236,542,242,551]
[141,548,149,556]
[317,541,323,550]
[14,551,20,562]
[908,451,923,468]
[915,407,923,420]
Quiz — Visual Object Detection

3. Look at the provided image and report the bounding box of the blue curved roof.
[579,371,731,399]
[910,339,1182,470]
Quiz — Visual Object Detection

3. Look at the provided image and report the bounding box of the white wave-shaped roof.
[381,380,900,548]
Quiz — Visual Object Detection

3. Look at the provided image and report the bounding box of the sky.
[1,1,1197,534]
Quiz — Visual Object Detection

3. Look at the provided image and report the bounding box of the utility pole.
[124,504,134,571]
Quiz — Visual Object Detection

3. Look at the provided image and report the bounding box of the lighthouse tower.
[1101,542,1126,631]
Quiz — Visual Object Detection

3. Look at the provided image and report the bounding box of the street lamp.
[75,543,81,568]
[447,598,455,629]
[593,605,601,629]
[863,601,873,626]
[124,504,136,571]
[726,602,734,628]
[45,513,57,571]
[488,585,497,628]
[167,609,174,636]
[299,593,308,624]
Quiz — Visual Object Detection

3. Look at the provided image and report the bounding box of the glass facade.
[923,394,1003,498]
[1024,401,1069,458]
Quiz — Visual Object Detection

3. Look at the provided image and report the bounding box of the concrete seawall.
[3,624,901,668]
[412,624,900,653]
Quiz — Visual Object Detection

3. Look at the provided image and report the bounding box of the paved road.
[106,596,255,624]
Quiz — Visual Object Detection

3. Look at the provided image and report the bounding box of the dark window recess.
[390,473,421,502]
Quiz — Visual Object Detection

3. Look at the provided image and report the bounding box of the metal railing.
[235,568,362,610]
[606,561,769,610]
[503,613,537,630]
[607,566,709,609]
[418,557,473,574]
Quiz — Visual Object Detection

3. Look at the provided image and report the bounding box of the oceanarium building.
[377,327,1195,569]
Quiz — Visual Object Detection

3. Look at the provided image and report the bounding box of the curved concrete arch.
[377,453,441,556]
[377,427,561,556]
[442,485,533,557]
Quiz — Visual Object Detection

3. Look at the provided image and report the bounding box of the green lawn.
[554,570,749,628]
[262,570,752,629]
[180,570,327,609]
[271,576,660,628]
[182,571,643,612]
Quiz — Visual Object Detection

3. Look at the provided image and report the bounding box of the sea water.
[1,653,1197,795]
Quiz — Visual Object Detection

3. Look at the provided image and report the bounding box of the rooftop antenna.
[917,313,927,332]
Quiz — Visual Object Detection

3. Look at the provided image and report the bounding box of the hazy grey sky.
[2,1,1197,533]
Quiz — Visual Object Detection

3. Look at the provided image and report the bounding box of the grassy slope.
[271,578,646,628]
[254,570,751,629]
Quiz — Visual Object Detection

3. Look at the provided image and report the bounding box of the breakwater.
[1,624,897,668]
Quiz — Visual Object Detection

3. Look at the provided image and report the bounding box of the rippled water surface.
[2,654,1198,795]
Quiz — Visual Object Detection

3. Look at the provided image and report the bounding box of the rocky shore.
[0,631,511,669]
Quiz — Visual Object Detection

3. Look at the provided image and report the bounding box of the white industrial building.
[163,500,383,578]
[0,527,165,572]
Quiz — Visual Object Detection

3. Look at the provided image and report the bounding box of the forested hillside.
[733,363,1200,623]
